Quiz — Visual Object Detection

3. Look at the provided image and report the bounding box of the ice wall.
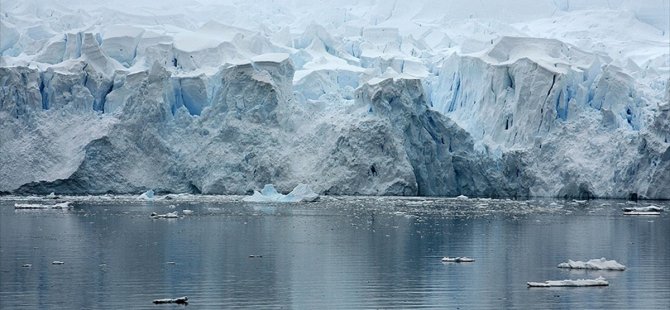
[1,1,668,198]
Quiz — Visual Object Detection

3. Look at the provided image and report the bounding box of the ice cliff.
[1,0,668,198]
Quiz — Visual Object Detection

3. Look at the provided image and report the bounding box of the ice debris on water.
[527,276,609,287]
[52,261,64,265]
[455,195,469,200]
[557,258,626,271]
[152,296,188,304]
[243,184,319,203]
[623,205,664,212]
[45,192,59,199]
[150,211,179,219]
[623,211,661,216]
[182,209,193,215]
[441,257,475,263]
[137,190,155,200]
[14,202,73,209]
[22,264,32,268]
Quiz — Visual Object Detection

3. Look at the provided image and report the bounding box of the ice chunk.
[284,184,320,202]
[137,190,155,200]
[527,276,609,287]
[557,258,626,271]
[52,261,64,265]
[456,195,469,200]
[243,184,319,203]
[152,296,188,304]
[150,211,179,219]
[45,192,59,199]
[623,211,661,216]
[14,202,73,209]
[441,257,475,263]
[182,210,194,215]
[622,205,664,212]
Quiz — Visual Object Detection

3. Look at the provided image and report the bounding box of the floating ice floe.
[623,211,661,216]
[623,205,664,212]
[137,190,155,200]
[150,211,179,219]
[182,210,194,215]
[456,195,469,200]
[243,184,319,203]
[527,276,609,287]
[52,261,64,265]
[22,264,32,268]
[557,258,626,271]
[152,296,188,304]
[441,257,475,263]
[14,202,73,210]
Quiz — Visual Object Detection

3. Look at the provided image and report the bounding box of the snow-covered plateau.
[1,0,669,198]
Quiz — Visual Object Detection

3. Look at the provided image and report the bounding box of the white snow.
[557,258,626,271]
[252,53,290,64]
[527,276,609,287]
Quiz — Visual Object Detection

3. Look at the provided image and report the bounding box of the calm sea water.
[1,197,668,309]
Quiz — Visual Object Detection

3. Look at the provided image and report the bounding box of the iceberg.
[527,276,609,287]
[557,258,626,271]
[14,202,73,209]
[622,205,664,212]
[441,257,475,263]
[243,184,319,203]
[152,296,188,304]
[137,190,155,200]
[150,211,179,219]
[623,211,661,216]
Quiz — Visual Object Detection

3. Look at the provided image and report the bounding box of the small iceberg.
[527,276,609,287]
[455,195,469,200]
[137,190,155,200]
[150,211,179,219]
[441,257,475,263]
[152,296,188,304]
[557,258,626,271]
[182,210,194,215]
[622,205,664,212]
[243,184,319,203]
[15,202,73,210]
[45,192,60,199]
[623,211,661,216]
[52,261,64,265]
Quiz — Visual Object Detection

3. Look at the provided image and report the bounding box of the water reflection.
[1,198,668,309]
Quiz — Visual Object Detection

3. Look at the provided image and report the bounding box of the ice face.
[0,1,668,198]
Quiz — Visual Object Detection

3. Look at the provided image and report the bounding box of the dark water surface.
[1,197,668,309]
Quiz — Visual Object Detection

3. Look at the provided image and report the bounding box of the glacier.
[1,0,668,199]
